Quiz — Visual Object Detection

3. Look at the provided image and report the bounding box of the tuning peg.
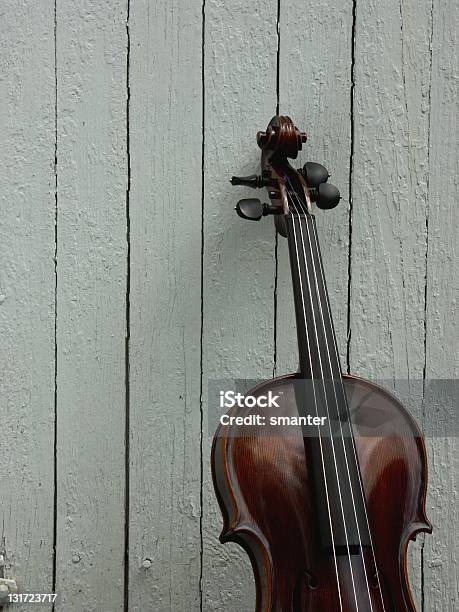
[230,174,270,188]
[236,198,264,220]
[235,199,282,221]
[316,183,341,210]
[301,162,330,188]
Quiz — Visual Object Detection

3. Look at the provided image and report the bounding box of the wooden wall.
[0,0,456,610]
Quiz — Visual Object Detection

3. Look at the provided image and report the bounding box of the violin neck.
[286,214,342,380]
[285,212,372,551]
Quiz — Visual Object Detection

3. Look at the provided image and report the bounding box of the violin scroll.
[256,115,307,159]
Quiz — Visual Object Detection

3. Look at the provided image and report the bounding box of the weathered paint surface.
[0,2,55,610]
[55,2,127,610]
[128,1,203,610]
[0,0,456,610]
[423,1,458,609]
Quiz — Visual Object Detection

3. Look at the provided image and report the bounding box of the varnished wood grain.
[213,374,431,611]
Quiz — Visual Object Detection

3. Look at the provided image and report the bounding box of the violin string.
[288,193,361,612]
[289,203,344,611]
[309,218,387,610]
[287,177,384,610]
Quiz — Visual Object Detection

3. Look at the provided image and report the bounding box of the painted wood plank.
[423,0,458,608]
[201,1,279,609]
[127,1,203,610]
[277,0,353,376]
[0,1,55,607]
[350,0,432,380]
[55,2,127,610]
[350,0,433,607]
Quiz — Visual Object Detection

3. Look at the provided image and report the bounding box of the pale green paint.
[0,0,456,610]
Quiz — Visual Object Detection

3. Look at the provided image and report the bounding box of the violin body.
[212,374,431,611]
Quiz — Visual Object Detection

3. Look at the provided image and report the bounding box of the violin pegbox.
[231,116,341,229]
[231,116,307,224]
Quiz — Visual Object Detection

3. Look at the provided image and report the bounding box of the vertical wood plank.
[55,2,127,609]
[424,0,458,608]
[350,0,432,379]
[0,0,55,605]
[351,0,433,606]
[128,1,203,610]
[277,0,353,375]
[202,1,278,609]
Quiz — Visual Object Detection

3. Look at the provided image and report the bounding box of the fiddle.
[211,116,431,611]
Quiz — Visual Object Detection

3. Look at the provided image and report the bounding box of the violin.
[211,116,431,611]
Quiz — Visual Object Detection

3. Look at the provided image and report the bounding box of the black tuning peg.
[236,198,264,220]
[301,162,330,188]
[316,183,341,210]
[230,174,270,188]
[236,199,281,221]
